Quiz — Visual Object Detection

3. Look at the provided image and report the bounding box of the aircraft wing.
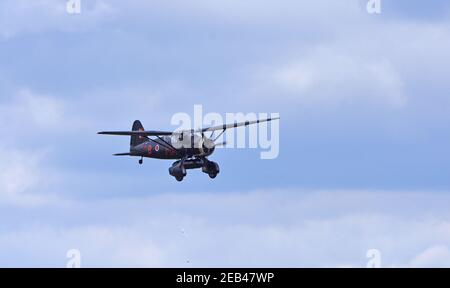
[196,117,279,133]
[98,117,279,136]
[98,130,173,136]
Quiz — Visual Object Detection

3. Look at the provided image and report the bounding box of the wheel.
[139,159,143,165]
[202,160,219,176]
[175,176,184,182]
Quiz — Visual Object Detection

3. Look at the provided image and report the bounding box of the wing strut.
[213,128,226,142]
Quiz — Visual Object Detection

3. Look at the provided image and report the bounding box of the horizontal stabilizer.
[113,152,131,156]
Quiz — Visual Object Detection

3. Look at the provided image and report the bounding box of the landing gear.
[169,158,219,181]
[138,157,143,165]
[169,158,187,181]
[202,159,219,179]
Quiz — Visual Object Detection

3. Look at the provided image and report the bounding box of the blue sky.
[1,0,450,267]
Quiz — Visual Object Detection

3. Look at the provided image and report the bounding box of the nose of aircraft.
[202,138,215,155]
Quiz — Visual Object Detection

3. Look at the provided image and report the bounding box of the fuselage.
[130,135,214,159]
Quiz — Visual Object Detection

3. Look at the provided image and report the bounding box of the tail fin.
[130,120,149,147]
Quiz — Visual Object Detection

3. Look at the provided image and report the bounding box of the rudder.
[130,120,148,147]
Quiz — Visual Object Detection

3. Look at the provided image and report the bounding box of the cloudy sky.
[1,0,450,267]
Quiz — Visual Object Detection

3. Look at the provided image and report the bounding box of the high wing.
[196,117,279,133]
[98,117,279,136]
[98,130,173,136]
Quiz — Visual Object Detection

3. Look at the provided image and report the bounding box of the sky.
[0,0,450,267]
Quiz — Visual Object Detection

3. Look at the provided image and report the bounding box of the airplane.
[98,117,279,181]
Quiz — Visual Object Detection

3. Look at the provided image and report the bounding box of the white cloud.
[0,147,58,206]
[0,84,171,139]
[1,189,450,267]
[0,1,384,40]
[241,8,450,112]
[70,84,166,129]
[143,0,362,28]
[0,88,65,133]
[0,89,63,206]
[264,49,406,108]
[409,245,450,268]
[0,225,163,267]
[0,0,114,39]
[16,89,64,127]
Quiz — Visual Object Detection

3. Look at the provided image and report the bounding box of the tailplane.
[113,152,131,156]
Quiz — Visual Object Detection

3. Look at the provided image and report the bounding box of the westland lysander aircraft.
[98,117,279,181]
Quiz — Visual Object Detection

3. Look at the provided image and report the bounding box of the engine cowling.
[199,138,215,157]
